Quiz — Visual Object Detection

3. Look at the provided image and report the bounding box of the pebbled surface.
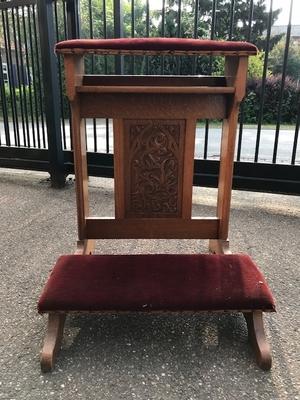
[0,169,299,400]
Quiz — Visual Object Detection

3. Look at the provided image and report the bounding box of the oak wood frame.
[40,313,66,373]
[244,311,272,370]
[40,49,272,372]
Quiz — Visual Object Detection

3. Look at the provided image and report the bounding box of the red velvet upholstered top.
[55,38,257,56]
[38,254,275,313]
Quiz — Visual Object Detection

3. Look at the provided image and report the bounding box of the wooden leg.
[40,313,66,373]
[243,311,272,371]
[75,239,95,255]
[209,239,231,254]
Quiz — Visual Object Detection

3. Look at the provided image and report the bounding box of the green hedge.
[0,84,43,117]
[2,75,299,125]
[243,75,300,124]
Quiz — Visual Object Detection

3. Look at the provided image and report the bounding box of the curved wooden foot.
[40,313,66,373]
[209,239,231,254]
[243,311,272,371]
[76,239,95,255]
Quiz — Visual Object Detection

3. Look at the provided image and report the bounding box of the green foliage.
[242,90,259,123]
[80,0,114,39]
[74,0,281,75]
[153,0,209,38]
[248,52,268,78]
[242,75,300,124]
[269,38,300,80]
[0,84,41,117]
[153,0,280,47]
[210,52,268,78]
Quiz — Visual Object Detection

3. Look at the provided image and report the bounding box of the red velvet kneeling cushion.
[38,254,275,313]
[55,38,257,55]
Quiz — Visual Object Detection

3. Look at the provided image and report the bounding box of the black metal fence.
[0,0,299,193]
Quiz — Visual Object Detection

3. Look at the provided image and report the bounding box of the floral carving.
[125,120,184,217]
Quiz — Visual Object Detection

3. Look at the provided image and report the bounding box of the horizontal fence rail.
[0,0,299,193]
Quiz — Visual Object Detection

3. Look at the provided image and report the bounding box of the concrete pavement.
[0,169,299,400]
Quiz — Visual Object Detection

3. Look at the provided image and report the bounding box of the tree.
[57,0,283,75]
[268,38,300,81]
[151,0,281,74]
[154,0,281,48]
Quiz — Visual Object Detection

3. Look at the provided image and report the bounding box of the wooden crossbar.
[85,217,219,239]
[82,75,228,87]
[77,86,235,95]
[79,93,228,119]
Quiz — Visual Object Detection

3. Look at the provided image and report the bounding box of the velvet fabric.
[55,38,257,54]
[38,254,275,313]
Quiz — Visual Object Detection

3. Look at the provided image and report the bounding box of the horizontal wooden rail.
[77,86,235,94]
[85,217,220,239]
[82,75,228,87]
[79,93,228,119]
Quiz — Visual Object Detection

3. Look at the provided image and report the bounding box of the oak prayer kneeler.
[38,38,275,372]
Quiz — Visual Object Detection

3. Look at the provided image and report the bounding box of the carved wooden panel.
[122,119,186,218]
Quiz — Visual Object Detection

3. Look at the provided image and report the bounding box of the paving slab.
[0,169,299,400]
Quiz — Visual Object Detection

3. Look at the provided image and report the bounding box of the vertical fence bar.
[228,0,235,40]
[255,0,273,162]
[176,0,182,75]
[0,48,10,146]
[62,0,72,150]
[62,0,68,37]
[37,0,65,187]
[105,119,110,153]
[177,0,182,37]
[146,0,149,37]
[272,0,293,163]
[291,94,300,164]
[54,0,67,150]
[113,0,124,74]
[131,0,135,74]
[33,3,47,148]
[145,0,150,74]
[65,0,80,152]
[161,0,165,37]
[102,0,109,152]
[88,0,94,70]
[22,5,36,148]
[66,0,80,39]
[209,0,217,63]
[160,0,165,74]
[88,0,97,152]
[28,4,41,148]
[204,0,217,159]
[291,95,300,165]
[103,0,108,73]
[16,6,30,146]
[237,0,253,161]
[192,0,199,74]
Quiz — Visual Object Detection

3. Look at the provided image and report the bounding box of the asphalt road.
[0,169,299,400]
[1,120,299,164]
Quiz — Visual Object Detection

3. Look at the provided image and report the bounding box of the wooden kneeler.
[38,38,275,372]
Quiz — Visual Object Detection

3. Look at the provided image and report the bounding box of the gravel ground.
[0,169,299,400]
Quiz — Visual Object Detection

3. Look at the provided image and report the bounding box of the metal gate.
[0,0,299,193]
